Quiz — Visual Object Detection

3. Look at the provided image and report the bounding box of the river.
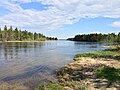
[0,40,108,88]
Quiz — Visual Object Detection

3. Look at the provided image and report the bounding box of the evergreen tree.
[8,26,13,41]
[0,25,57,41]
[117,32,120,44]
[14,27,19,40]
[69,33,119,42]
[34,32,38,40]
[22,30,28,40]
[3,25,8,41]
[28,32,34,40]
[0,28,2,41]
[19,29,22,41]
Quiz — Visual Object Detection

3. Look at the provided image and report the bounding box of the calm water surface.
[0,40,108,85]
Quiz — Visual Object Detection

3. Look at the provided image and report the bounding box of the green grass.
[75,48,120,60]
[96,67,120,82]
[58,47,120,89]
[60,81,86,90]
[57,67,87,90]
[95,66,120,87]
[34,82,86,90]
[35,47,120,90]
[34,83,65,90]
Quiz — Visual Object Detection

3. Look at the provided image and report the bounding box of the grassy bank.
[74,48,120,60]
[35,83,65,90]
[34,47,120,90]
[56,47,120,90]
[35,47,120,90]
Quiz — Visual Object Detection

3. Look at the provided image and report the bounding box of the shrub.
[96,67,120,82]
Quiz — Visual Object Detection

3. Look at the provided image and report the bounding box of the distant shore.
[0,40,57,43]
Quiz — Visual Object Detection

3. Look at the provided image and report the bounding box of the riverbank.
[56,47,120,90]
[0,42,120,90]
[0,40,57,43]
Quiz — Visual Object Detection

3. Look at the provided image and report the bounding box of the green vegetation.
[0,25,57,42]
[75,48,120,60]
[57,67,87,90]
[96,67,120,82]
[56,47,120,90]
[34,83,65,90]
[34,47,120,90]
[67,33,120,43]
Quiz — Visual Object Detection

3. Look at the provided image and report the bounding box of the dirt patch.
[57,57,120,90]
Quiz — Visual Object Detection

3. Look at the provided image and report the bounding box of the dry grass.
[57,48,120,90]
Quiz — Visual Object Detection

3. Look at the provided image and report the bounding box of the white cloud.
[0,0,120,33]
[111,21,120,27]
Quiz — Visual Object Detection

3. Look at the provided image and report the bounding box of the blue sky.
[44,17,120,38]
[0,0,120,39]
[20,2,50,11]
[0,6,8,16]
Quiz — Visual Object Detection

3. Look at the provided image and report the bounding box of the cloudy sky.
[0,0,120,39]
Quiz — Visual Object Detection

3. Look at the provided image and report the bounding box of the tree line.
[67,33,120,43]
[0,25,57,41]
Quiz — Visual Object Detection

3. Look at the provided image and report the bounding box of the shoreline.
[56,47,120,90]
[0,40,57,43]
[0,45,119,90]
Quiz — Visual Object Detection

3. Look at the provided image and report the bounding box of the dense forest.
[0,25,57,41]
[67,33,120,43]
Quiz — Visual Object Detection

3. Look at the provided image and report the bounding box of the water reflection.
[73,41,106,53]
[0,42,44,62]
[0,41,108,85]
